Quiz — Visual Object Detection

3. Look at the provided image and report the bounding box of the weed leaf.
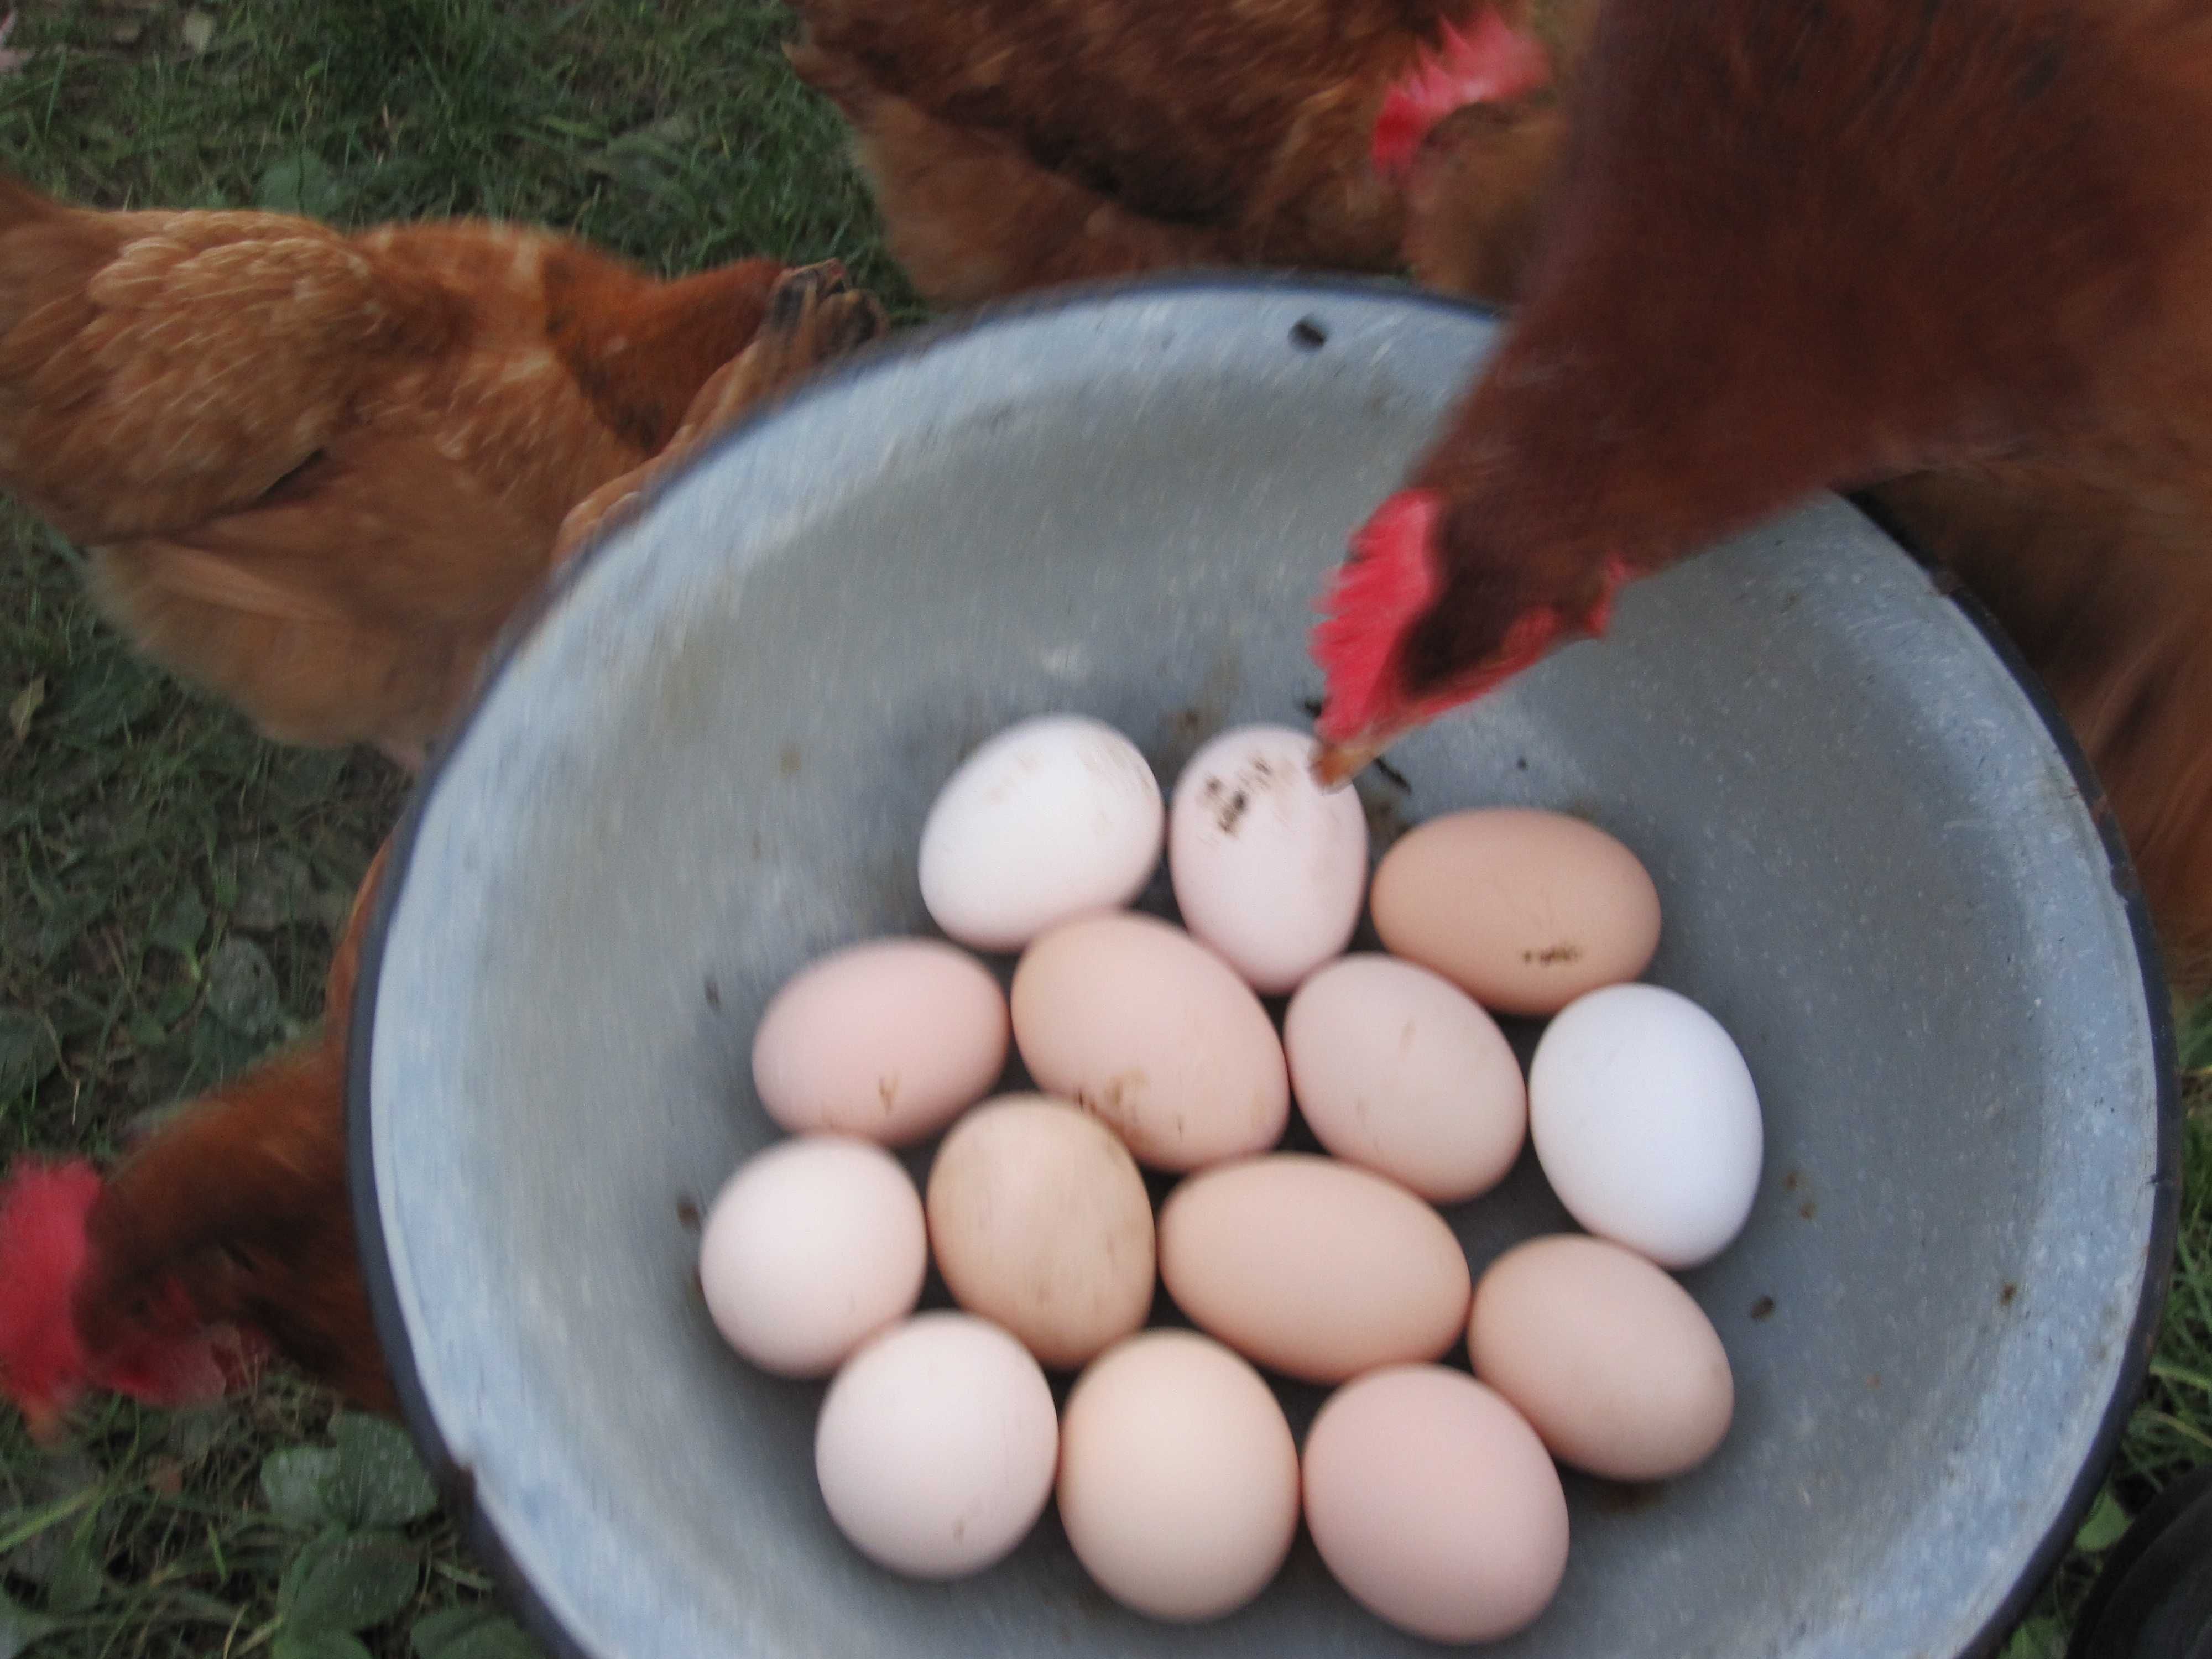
[0,1586,61,1659]
[262,1447,341,1530]
[278,1528,418,1634]
[256,153,347,220]
[273,1632,375,1659]
[7,676,42,740]
[413,1604,542,1658]
[2073,1488,2131,1552]
[327,1416,439,1528]
[1998,1616,2065,1659]
[43,1542,105,1614]
[148,889,207,958]
[0,1006,56,1099]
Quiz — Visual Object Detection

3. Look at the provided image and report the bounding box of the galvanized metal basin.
[351,278,2175,1659]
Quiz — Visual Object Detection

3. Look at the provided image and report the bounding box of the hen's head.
[1373,9,1552,181]
[1310,491,1629,785]
[0,1159,253,1441]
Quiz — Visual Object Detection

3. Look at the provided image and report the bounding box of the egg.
[1528,982,1764,1268]
[918,714,1165,952]
[1156,1154,1470,1383]
[750,938,1008,1145]
[1283,954,1527,1203]
[1468,1234,1734,1480]
[697,1136,927,1378]
[925,1094,1156,1368]
[1302,1365,1569,1644]
[1370,807,1661,1016]
[813,1312,1059,1579]
[1011,912,1289,1171]
[1167,724,1368,992]
[1056,1331,1300,1621]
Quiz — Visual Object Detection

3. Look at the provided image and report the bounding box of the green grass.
[2000,1099,2212,1656]
[0,0,911,293]
[0,2,2203,1655]
[0,4,907,1653]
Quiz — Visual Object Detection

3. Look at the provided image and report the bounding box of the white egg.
[697,1136,926,1378]
[919,715,1164,952]
[1527,983,1763,1269]
[1168,724,1368,993]
[815,1313,1060,1579]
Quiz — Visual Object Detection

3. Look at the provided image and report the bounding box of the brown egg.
[1010,912,1289,1172]
[1302,1365,1569,1644]
[1057,1331,1300,1621]
[1157,1154,1470,1383]
[1283,953,1526,1203]
[1369,808,1661,1016]
[1468,1234,1734,1481]
[750,938,1009,1145]
[925,1094,1156,1369]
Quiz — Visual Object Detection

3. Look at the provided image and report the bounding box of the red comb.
[1373,9,1552,177]
[0,1159,256,1439]
[1311,489,1447,744]
[0,1161,107,1436]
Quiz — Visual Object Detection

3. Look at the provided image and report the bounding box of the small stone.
[205,937,281,1036]
[231,844,317,931]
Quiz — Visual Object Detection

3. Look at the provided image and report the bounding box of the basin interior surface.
[358,279,2171,1659]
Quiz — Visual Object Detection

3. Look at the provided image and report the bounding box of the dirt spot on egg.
[1201,750,1302,837]
[1521,942,1583,966]
[1199,774,1253,834]
[1074,1071,1148,1126]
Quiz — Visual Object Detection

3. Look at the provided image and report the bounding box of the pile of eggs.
[698,714,1764,1644]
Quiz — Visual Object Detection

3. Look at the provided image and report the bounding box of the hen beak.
[1310,733,1391,790]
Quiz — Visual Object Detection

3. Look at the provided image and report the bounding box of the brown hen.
[0,173,876,765]
[1302,0,2212,978]
[784,0,1567,307]
[795,0,2212,977]
[0,264,886,1433]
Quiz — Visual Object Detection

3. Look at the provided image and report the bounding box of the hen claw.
[550,264,888,564]
[766,258,849,325]
[752,260,888,380]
